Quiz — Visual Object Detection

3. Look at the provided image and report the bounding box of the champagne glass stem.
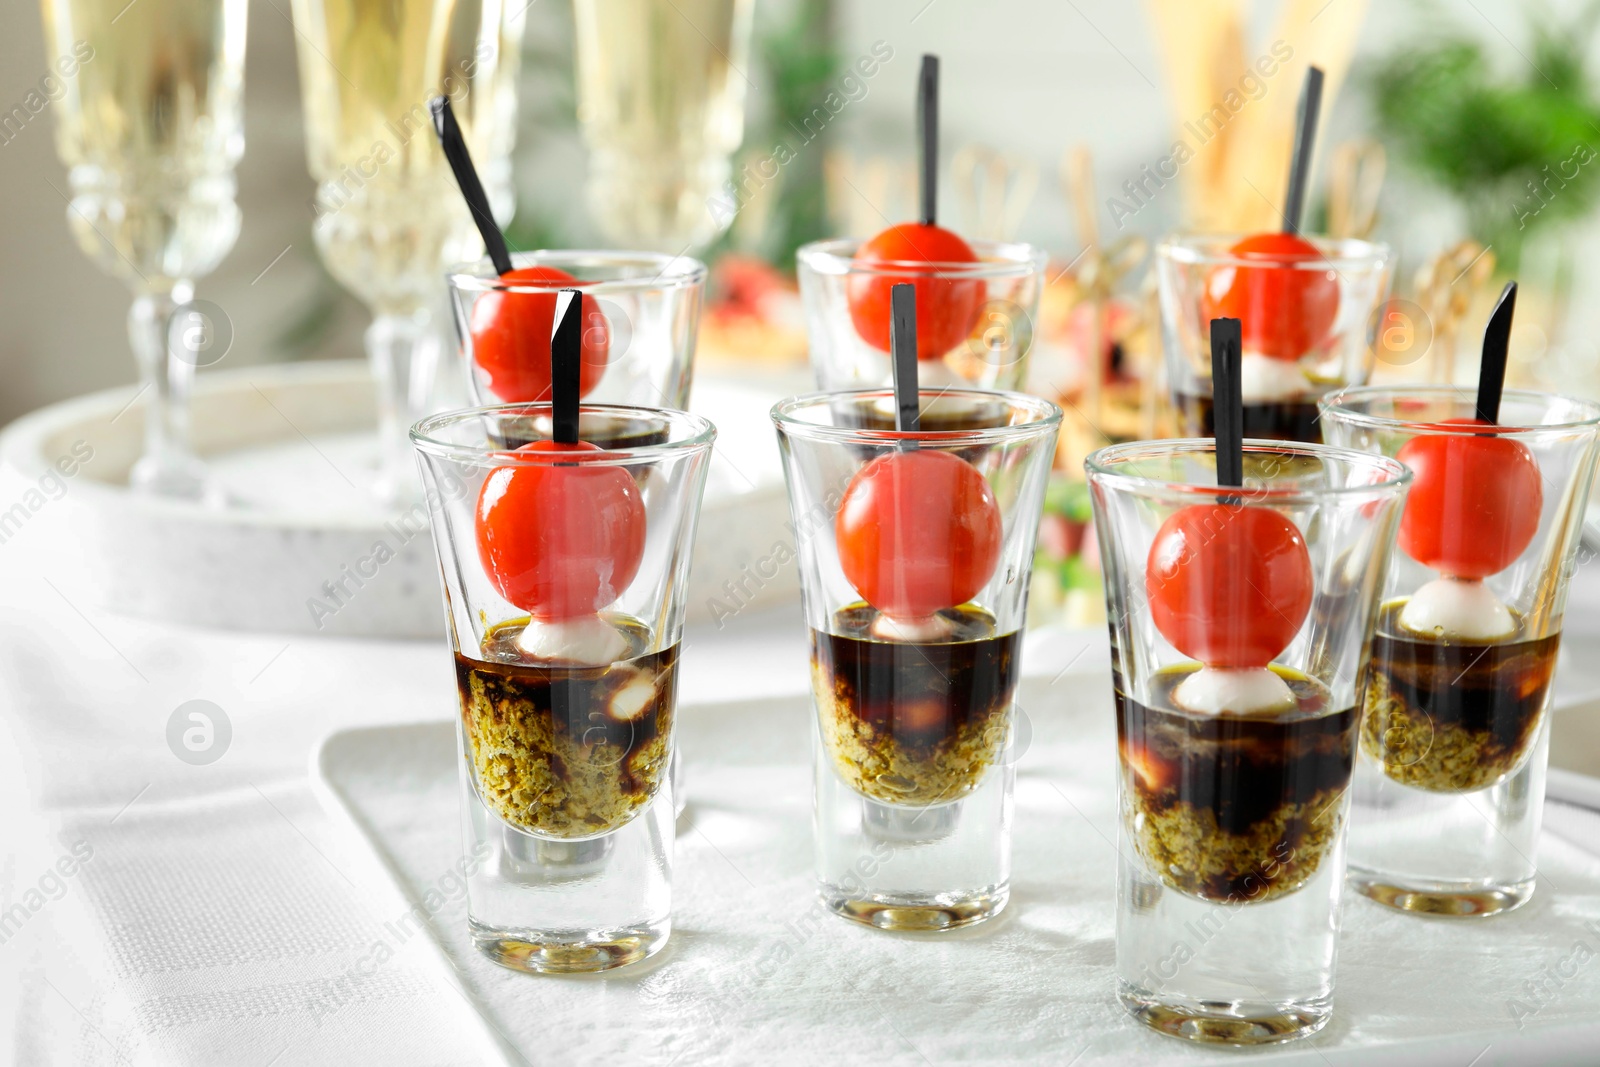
[367,309,439,504]
[128,282,211,499]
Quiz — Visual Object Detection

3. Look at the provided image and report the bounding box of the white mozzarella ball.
[1171,666,1297,716]
[1398,578,1516,642]
[516,614,630,666]
[1238,351,1310,404]
[870,613,958,643]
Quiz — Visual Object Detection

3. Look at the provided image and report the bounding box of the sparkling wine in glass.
[288,0,521,502]
[41,0,247,499]
[573,0,753,250]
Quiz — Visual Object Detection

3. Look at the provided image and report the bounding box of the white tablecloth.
[4,486,1600,1066]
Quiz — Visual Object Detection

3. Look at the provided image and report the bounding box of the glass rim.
[1156,231,1391,272]
[1084,437,1412,502]
[796,237,1048,279]
[446,249,707,295]
[1318,384,1600,436]
[771,388,1061,445]
[411,403,716,466]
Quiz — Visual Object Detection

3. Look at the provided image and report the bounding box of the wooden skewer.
[953,144,1040,241]
[1415,241,1496,386]
[1327,140,1386,240]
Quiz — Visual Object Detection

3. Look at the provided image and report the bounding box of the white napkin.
[8,783,504,1067]
[0,526,508,1067]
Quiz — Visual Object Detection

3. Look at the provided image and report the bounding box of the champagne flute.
[573,0,753,250]
[288,0,521,502]
[41,0,247,500]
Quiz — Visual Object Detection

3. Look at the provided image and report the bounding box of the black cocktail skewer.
[1476,281,1518,424]
[1282,66,1324,236]
[1211,317,1244,494]
[431,95,513,276]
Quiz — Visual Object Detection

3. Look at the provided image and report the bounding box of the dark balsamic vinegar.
[1175,391,1324,444]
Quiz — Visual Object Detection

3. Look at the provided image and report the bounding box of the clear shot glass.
[1320,386,1600,917]
[412,404,713,973]
[447,251,706,412]
[796,239,1048,396]
[1156,234,1391,443]
[773,389,1059,931]
[1087,438,1410,1043]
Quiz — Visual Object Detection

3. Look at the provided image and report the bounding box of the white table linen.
[4,478,1600,1065]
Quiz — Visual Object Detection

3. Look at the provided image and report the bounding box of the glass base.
[861,798,962,843]
[130,451,222,504]
[819,884,1007,932]
[461,755,673,975]
[1348,869,1535,918]
[469,917,669,974]
[1117,980,1331,1045]
[499,830,615,882]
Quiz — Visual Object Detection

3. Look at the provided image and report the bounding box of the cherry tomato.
[475,440,645,618]
[1146,504,1313,668]
[469,266,610,402]
[847,223,984,359]
[1201,233,1340,360]
[835,449,1002,618]
[1397,419,1542,579]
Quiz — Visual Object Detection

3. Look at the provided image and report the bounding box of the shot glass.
[796,239,1048,397]
[773,389,1060,931]
[1156,234,1392,442]
[412,403,714,973]
[1087,438,1410,1043]
[447,251,706,413]
[1320,386,1600,917]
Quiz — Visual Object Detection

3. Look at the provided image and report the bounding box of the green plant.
[1368,1,1600,270]
[752,0,837,268]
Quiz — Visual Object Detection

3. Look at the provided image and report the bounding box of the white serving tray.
[312,674,1600,1067]
[0,361,793,637]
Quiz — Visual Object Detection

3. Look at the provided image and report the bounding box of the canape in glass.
[797,240,1048,396]
[1321,386,1600,917]
[413,403,713,972]
[774,388,1059,931]
[1088,437,1409,1042]
[1156,234,1391,443]
[447,251,705,413]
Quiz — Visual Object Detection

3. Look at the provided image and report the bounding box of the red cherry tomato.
[847,223,984,359]
[1146,504,1313,668]
[469,266,610,402]
[1201,233,1340,360]
[835,449,1002,618]
[1397,419,1542,579]
[475,440,645,618]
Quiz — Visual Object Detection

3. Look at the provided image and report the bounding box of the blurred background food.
[4,0,1599,627]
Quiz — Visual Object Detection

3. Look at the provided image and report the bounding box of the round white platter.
[0,360,798,638]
